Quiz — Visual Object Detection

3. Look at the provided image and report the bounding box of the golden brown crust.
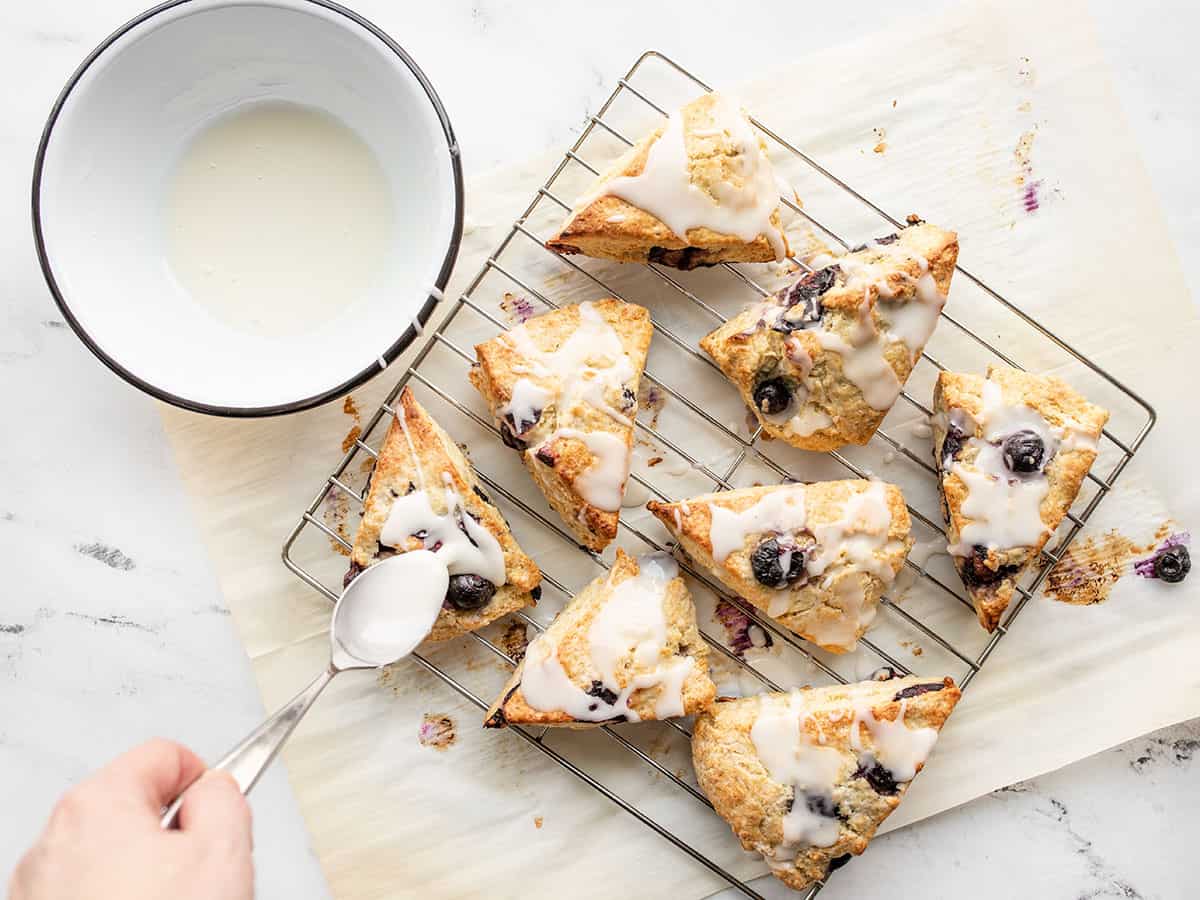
[546,93,789,268]
[648,481,912,653]
[933,365,1109,630]
[470,300,652,551]
[700,223,958,450]
[348,387,540,642]
[692,676,961,892]
[484,549,715,728]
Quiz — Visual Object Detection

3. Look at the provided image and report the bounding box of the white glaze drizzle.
[849,698,939,782]
[502,302,635,427]
[710,486,807,564]
[501,303,637,512]
[946,376,1099,556]
[518,554,693,722]
[709,484,901,644]
[751,693,845,855]
[379,477,507,586]
[782,240,947,416]
[543,428,631,512]
[599,94,785,260]
[499,377,554,435]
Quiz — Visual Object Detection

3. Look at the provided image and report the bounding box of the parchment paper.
[161,1,1200,896]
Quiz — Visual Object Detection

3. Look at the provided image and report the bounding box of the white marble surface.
[1,1,1197,898]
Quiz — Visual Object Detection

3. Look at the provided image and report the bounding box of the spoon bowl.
[162,551,449,826]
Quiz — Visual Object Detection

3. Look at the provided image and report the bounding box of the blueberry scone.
[700,223,958,451]
[484,549,715,728]
[545,92,789,270]
[692,673,961,892]
[470,299,652,552]
[647,481,912,652]
[933,365,1109,631]
[346,387,541,642]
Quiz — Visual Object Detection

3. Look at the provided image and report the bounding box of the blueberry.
[499,421,527,450]
[621,387,637,411]
[961,545,1003,586]
[472,485,491,504]
[827,854,853,873]
[343,561,364,590]
[1154,546,1191,583]
[648,245,707,270]
[854,759,899,795]
[1002,430,1045,473]
[585,680,619,706]
[753,378,792,416]
[504,407,542,437]
[849,233,899,252]
[773,267,837,332]
[804,792,839,819]
[893,682,945,701]
[535,446,556,466]
[530,585,542,602]
[869,666,899,682]
[445,574,496,611]
[940,424,966,468]
[750,537,808,588]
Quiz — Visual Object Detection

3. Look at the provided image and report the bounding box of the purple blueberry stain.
[499,292,536,325]
[714,599,773,659]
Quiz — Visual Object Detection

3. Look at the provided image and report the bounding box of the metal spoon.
[161,550,448,828]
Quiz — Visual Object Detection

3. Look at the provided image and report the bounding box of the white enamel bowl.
[33,0,462,416]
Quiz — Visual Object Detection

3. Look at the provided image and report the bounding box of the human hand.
[8,738,253,900]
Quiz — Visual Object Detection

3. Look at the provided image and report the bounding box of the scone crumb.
[418,714,456,751]
[533,816,544,829]
[341,425,362,454]
[500,621,530,664]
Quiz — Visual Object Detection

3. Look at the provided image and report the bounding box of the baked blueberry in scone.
[347,387,541,642]
[545,92,789,269]
[469,299,652,552]
[647,481,912,653]
[700,223,958,451]
[483,549,715,729]
[692,674,961,892]
[933,365,1109,631]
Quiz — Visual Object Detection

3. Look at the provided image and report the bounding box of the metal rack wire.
[281,51,1156,899]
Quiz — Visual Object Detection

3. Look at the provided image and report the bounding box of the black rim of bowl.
[30,0,465,418]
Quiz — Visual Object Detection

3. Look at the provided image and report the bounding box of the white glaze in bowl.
[33,0,463,415]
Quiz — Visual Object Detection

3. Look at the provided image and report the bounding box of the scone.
[470,299,652,551]
[545,92,789,269]
[693,674,961,892]
[484,549,715,728]
[700,223,958,451]
[647,481,912,653]
[933,365,1109,631]
[346,387,541,642]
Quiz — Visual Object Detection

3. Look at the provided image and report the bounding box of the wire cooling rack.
[282,51,1156,899]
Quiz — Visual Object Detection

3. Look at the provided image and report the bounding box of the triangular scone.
[700,223,958,451]
[484,549,716,728]
[470,299,652,551]
[933,365,1109,631]
[545,93,789,270]
[692,674,961,892]
[648,481,912,653]
[346,387,541,642]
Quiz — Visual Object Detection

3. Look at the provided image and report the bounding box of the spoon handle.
[161,665,337,828]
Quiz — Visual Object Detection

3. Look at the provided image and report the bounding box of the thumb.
[176,770,253,849]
